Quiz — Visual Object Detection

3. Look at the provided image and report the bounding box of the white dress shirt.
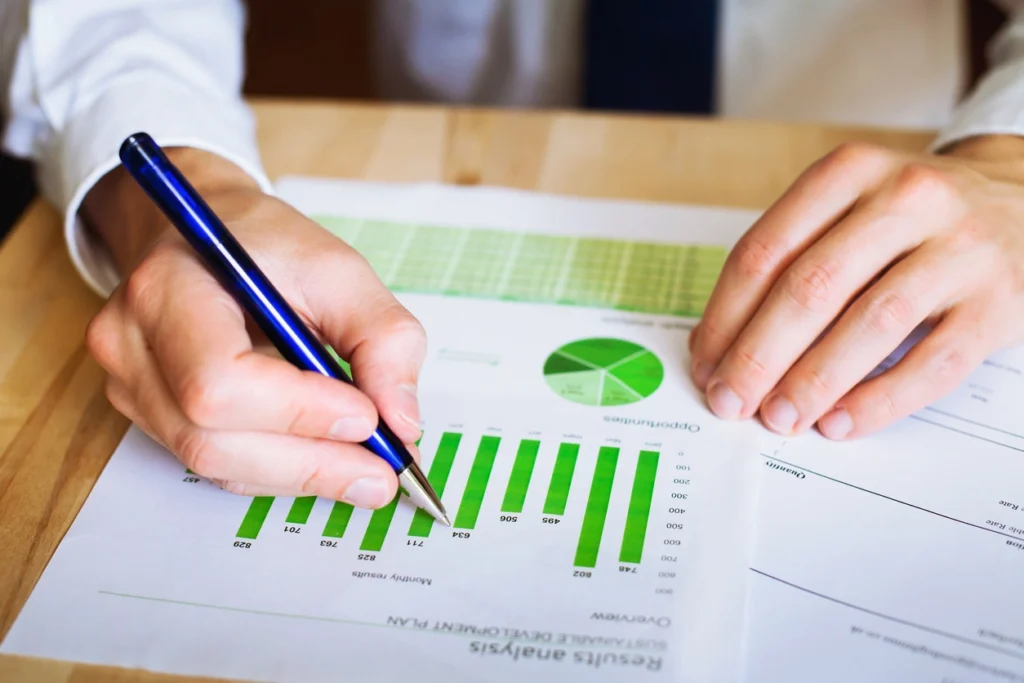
[0,0,273,298]
[3,0,1024,299]
[375,0,967,129]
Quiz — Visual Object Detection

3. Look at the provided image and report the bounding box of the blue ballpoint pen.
[118,132,449,526]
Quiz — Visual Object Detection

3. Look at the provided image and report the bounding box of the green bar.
[236,497,274,539]
[619,451,660,564]
[285,496,317,525]
[360,495,401,551]
[453,435,502,529]
[408,432,463,537]
[574,447,620,568]
[325,345,352,375]
[323,501,355,538]
[501,439,541,513]
[543,443,580,515]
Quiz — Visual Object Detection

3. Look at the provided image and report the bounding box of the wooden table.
[0,100,933,682]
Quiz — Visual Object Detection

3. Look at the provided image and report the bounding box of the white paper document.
[741,343,1024,683]
[1,180,766,683]
[5,178,1024,683]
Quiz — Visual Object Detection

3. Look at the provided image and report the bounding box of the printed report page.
[741,342,1024,683]
[2,180,767,683]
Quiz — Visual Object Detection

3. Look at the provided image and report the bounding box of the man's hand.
[82,148,425,507]
[689,135,1024,440]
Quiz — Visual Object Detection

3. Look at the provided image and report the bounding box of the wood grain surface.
[0,100,934,681]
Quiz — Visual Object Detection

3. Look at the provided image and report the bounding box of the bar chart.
[233,430,667,569]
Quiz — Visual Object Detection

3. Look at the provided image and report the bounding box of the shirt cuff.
[49,78,273,299]
[930,58,1024,152]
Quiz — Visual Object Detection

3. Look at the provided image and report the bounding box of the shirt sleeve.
[2,0,273,298]
[932,5,1024,151]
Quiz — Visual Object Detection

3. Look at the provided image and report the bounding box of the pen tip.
[397,464,450,527]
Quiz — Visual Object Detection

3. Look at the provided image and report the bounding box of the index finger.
[690,143,897,389]
[296,244,428,446]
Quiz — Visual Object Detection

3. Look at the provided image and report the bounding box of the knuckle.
[943,220,984,253]
[304,244,375,294]
[889,163,956,210]
[698,318,727,344]
[700,317,733,348]
[780,260,841,313]
[731,346,770,382]
[84,310,119,370]
[821,142,887,172]
[298,462,326,496]
[801,365,834,399]
[286,401,313,436]
[730,236,779,281]
[372,304,429,368]
[876,390,900,421]
[692,317,731,358]
[326,240,369,267]
[861,291,915,336]
[122,258,165,316]
[384,307,427,343]
[175,426,216,478]
[929,345,970,386]
[177,369,231,427]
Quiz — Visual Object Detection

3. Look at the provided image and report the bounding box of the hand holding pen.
[83,134,446,523]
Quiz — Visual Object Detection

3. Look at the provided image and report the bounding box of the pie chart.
[543,338,664,407]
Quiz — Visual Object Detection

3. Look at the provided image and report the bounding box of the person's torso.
[373,0,968,129]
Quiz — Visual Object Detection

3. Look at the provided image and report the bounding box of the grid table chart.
[316,216,726,318]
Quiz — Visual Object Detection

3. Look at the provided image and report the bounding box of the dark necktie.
[582,0,719,114]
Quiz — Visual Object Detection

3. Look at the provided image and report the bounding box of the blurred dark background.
[0,0,1009,243]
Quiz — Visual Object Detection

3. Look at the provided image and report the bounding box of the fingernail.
[707,381,743,420]
[761,395,798,433]
[328,416,373,440]
[341,477,391,508]
[819,408,853,440]
[692,361,714,388]
[396,383,422,430]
